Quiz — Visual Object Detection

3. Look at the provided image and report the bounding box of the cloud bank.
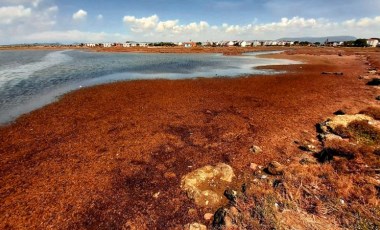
[0,0,379,44]
[122,14,380,41]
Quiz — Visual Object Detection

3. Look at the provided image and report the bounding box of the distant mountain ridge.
[277,36,357,43]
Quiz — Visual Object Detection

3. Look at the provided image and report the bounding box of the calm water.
[0,50,298,124]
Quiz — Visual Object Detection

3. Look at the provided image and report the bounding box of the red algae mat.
[0,48,379,229]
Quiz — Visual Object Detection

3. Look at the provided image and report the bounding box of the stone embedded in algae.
[325,114,373,131]
[180,163,235,207]
[183,222,207,230]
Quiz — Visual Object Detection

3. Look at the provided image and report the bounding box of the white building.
[240,41,252,47]
[139,43,148,47]
[252,41,262,46]
[86,43,96,47]
[227,41,235,46]
[123,43,131,47]
[102,43,112,48]
[367,38,379,47]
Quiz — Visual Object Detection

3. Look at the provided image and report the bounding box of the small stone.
[249,163,258,171]
[261,175,268,179]
[376,96,380,101]
[249,145,262,154]
[212,207,227,228]
[153,192,160,199]
[359,75,370,80]
[324,133,343,141]
[204,213,214,221]
[224,189,238,202]
[184,222,207,230]
[188,208,197,217]
[368,70,377,74]
[340,199,345,205]
[164,172,176,179]
[299,143,316,152]
[267,161,285,175]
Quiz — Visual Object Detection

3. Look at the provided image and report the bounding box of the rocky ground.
[0,47,379,229]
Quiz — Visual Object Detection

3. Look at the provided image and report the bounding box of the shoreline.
[0,46,289,56]
[0,49,298,125]
[0,47,379,229]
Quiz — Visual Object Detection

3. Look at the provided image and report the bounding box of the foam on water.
[0,51,72,89]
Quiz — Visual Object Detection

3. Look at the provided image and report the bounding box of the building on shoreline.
[367,38,379,47]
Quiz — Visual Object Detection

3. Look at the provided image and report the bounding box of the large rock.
[325,114,373,131]
[183,222,207,230]
[181,163,235,207]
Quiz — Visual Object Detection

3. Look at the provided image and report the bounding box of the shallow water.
[0,50,299,124]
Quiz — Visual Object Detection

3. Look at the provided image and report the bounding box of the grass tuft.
[347,120,380,145]
[360,106,380,120]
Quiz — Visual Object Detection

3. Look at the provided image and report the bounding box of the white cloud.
[0,2,58,44]
[32,0,41,7]
[123,14,211,36]
[0,0,41,7]
[156,20,179,32]
[123,14,159,32]
[0,5,31,24]
[120,14,380,42]
[2,8,380,44]
[72,9,87,21]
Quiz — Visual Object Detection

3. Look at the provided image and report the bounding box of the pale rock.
[249,163,258,171]
[184,222,207,230]
[204,213,214,221]
[181,163,235,207]
[267,161,285,175]
[326,114,373,131]
[249,145,262,154]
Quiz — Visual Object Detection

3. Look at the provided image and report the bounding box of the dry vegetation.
[1,47,380,229]
[211,111,380,229]
[208,54,380,229]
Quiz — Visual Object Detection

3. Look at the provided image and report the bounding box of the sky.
[0,0,379,44]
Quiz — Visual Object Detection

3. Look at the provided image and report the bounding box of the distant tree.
[196,42,202,46]
[354,39,368,47]
[314,42,321,46]
[299,41,310,46]
[293,41,300,45]
[344,40,355,47]
[151,42,176,47]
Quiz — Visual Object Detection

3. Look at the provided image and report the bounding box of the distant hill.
[277,36,357,43]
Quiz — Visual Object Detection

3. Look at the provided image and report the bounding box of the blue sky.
[0,0,379,44]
